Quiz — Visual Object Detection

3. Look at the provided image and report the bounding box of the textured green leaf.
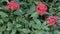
[33,18,41,26]
[7,22,13,31]
[34,30,44,34]
[31,12,38,18]
[0,19,4,24]
[27,4,35,14]
[29,20,35,27]
[11,29,16,34]
[41,21,49,30]
[20,29,30,34]
[0,11,8,17]
[14,9,23,16]
[15,24,22,28]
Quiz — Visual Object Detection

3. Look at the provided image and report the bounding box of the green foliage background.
[0,0,60,34]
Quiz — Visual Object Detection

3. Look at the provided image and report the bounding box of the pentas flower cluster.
[6,0,20,10]
[36,3,48,16]
[47,16,58,28]
[36,3,58,28]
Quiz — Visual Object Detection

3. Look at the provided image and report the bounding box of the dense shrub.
[0,0,60,34]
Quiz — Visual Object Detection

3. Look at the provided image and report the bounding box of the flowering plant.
[0,0,60,34]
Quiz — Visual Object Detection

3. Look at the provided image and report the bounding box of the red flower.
[36,3,48,16]
[6,1,20,10]
[47,16,58,28]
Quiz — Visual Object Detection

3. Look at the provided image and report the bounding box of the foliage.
[0,0,60,34]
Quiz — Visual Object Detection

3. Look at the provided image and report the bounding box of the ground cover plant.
[0,0,60,34]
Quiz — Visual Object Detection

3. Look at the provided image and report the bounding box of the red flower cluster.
[47,16,58,28]
[36,3,48,16]
[6,0,20,10]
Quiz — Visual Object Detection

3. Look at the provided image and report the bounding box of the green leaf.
[14,9,23,16]
[30,4,35,12]
[49,8,55,15]
[27,4,35,14]
[20,29,30,34]
[28,0,33,2]
[31,12,38,18]
[2,17,9,22]
[41,21,49,30]
[54,30,60,34]
[0,11,8,17]
[58,6,60,10]
[45,31,52,34]
[34,30,44,34]
[0,7,3,9]
[0,32,2,34]
[4,31,10,34]
[33,18,41,26]
[7,22,13,31]
[0,25,6,31]
[15,24,22,28]
[1,0,9,2]
[0,19,4,24]
[19,2,27,5]
[57,12,60,17]
[14,0,19,3]
[29,20,35,27]
[32,18,41,30]
[11,29,16,34]
[34,1,40,4]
